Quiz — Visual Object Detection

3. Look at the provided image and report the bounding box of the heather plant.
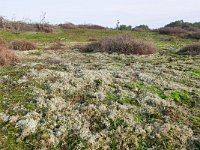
[158,27,189,37]
[177,44,200,56]
[81,35,157,55]
[10,40,37,50]
[0,44,21,66]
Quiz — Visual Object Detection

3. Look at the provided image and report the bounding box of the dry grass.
[80,35,157,55]
[177,44,200,56]
[0,45,21,66]
[10,40,37,51]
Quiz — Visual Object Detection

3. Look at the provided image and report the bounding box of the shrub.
[187,32,200,39]
[177,44,200,56]
[36,24,53,33]
[133,25,150,31]
[59,23,77,29]
[158,27,189,37]
[118,25,132,30]
[10,40,37,51]
[77,24,105,29]
[59,23,105,30]
[0,45,21,66]
[80,35,157,55]
[165,20,200,29]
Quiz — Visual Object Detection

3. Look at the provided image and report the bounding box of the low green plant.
[170,90,190,104]
[192,69,200,77]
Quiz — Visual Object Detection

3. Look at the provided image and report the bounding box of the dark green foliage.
[118,25,132,30]
[165,20,200,29]
[133,25,150,31]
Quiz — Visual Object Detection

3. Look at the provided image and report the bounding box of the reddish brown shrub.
[187,32,200,39]
[158,27,189,37]
[36,24,53,33]
[177,44,200,56]
[10,40,37,50]
[0,45,21,66]
[80,35,157,55]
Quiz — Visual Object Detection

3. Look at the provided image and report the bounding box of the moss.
[135,116,143,123]
[192,69,200,77]
[170,90,191,105]
[104,94,119,104]
[0,124,28,150]
[119,96,141,106]
[148,85,167,99]
[191,116,200,129]
[124,82,145,91]
[104,94,140,106]
[0,66,29,80]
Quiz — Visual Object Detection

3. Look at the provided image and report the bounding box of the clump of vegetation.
[10,40,37,50]
[133,25,150,31]
[192,69,200,77]
[118,24,132,30]
[165,20,200,29]
[77,24,105,29]
[59,23,105,29]
[177,44,200,56]
[158,27,188,37]
[80,35,157,55]
[45,42,65,50]
[59,22,77,29]
[187,32,200,39]
[0,45,21,66]
[0,16,54,33]
[157,20,200,39]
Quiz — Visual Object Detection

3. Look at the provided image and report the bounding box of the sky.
[0,0,200,28]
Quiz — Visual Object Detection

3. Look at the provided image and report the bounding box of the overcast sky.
[0,0,199,28]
